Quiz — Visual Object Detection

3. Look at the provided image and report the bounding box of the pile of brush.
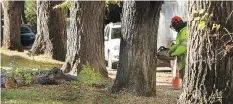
[1,67,77,89]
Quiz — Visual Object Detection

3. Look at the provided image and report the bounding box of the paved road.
[106,68,117,79]
[23,45,32,50]
[107,67,173,86]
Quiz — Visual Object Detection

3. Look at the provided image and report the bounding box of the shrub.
[5,58,37,85]
[78,64,103,85]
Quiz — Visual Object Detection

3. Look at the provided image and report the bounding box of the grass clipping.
[78,64,103,85]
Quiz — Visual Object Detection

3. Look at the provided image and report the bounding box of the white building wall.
[157,1,188,49]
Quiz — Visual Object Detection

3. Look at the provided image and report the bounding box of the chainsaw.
[157,46,174,60]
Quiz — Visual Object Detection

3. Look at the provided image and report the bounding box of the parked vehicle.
[104,22,173,69]
[20,24,35,46]
[104,22,121,69]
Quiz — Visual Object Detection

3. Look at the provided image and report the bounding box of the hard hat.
[171,16,183,24]
[170,16,183,30]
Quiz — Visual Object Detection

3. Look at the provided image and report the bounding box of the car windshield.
[21,26,31,34]
[111,28,121,39]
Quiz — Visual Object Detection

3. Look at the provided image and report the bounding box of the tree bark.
[31,1,66,61]
[21,1,27,24]
[179,1,233,103]
[61,1,108,77]
[111,1,162,96]
[2,1,23,51]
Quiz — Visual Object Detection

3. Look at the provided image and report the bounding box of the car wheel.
[107,51,112,69]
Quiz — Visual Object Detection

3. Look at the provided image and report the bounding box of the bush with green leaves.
[3,68,37,85]
[192,9,220,31]
[53,0,122,24]
[4,58,37,85]
[78,64,103,85]
[53,0,71,10]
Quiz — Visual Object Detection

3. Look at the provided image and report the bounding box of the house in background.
[157,1,188,49]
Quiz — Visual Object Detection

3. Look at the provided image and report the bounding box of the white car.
[104,22,121,69]
[104,22,172,69]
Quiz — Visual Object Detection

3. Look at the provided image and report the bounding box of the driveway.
[107,67,173,86]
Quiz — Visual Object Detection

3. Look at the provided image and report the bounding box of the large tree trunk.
[2,1,23,51]
[179,1,233,103]
[111,1,162,96]
[31,1,66,61]
[61,1,108,77]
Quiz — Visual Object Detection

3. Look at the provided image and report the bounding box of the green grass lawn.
[1,49,181,104]
[1,82,181,104]
[1,49,63,69]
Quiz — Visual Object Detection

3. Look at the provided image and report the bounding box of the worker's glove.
[167,50,172,54]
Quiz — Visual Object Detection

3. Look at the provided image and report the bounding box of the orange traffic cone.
[172,69,180,89]
[171,57,180,89]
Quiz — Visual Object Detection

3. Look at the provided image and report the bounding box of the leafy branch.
[53,0,71,10]
[192,9,220,31]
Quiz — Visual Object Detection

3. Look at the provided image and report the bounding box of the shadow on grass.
[1,53,62,69]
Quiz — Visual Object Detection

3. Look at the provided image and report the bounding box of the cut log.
[32,67,76,85]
